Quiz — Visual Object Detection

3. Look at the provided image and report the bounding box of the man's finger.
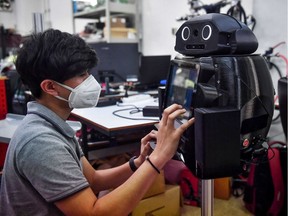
[161,104,183,126]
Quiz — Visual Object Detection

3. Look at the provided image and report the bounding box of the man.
[0,29,194,215]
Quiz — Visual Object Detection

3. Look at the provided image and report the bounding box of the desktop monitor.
[89,43,140,83]
[136,55,171,90]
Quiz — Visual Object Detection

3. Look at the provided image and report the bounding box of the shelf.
[110,2,136,14]
[73,1,139,43]
[85,38,138,44]
[74,2,136,19]
[74,5,106,18]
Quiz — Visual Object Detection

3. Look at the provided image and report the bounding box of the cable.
[276,53,288,76]
[268,140,287,148]
[262,42,287,121]
[241,137,287,166]
[227,0,247,24]
[272,41,286,49]
[112,104,159,121]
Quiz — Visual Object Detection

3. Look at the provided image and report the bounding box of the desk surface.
[0,114,23,143]
[71,99,159,135]
[71,99,160,160]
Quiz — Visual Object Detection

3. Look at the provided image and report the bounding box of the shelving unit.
[73,1,139,43]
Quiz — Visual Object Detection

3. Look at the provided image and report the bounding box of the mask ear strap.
[53,81,72,103]
[55,95,69,102]
[54,81,74,92]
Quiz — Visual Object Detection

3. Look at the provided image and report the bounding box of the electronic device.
[162,13,274,179]
[89,43,140,83]
[142,106,159,117]
[135,55,171,91]
[164,55,274,179]
[96,97,119,107]
[175,13,258,56]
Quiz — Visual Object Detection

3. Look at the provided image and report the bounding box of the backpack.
[243,143,287,216]
[163,160,201,206]
[179,167,201,207]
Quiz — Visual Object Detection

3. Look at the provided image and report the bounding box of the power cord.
[112,104,159,121]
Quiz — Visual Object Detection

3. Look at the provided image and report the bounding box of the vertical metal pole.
[105,0,111,42]
[33,13,44,33]
[201,179,214,216]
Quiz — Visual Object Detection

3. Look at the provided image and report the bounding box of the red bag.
[163,160,201,207]
[179,167,201,206]
[243,144,287,216]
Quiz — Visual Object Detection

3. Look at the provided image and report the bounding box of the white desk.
[71,99,159,136]
[0,99,159,160]
[0,113,82,143]
[0,114,23,143]
[71,99,160,160]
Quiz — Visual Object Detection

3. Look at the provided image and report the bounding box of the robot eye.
[201,25,212,40]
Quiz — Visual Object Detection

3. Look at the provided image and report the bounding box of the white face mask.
[55,75,101,108]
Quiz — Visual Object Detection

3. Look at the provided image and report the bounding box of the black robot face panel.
[175,13,258,56]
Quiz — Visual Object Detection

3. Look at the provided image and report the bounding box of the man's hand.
[150,104,195,166]
[134,130,157,167]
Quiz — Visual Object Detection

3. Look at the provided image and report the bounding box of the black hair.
[15,29,98,99]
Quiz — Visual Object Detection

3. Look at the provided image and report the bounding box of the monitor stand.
[104,77,120,96]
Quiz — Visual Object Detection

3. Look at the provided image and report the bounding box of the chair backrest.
[3,70,27,114]
[278,77,287,138]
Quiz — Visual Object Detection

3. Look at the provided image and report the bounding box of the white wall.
[48,0,73,33]
[0,0,73,35]
[140,0,189,57]
[0,2,17,30]
[252,0,287,76]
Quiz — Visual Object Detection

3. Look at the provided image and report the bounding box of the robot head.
[175,13,258,56]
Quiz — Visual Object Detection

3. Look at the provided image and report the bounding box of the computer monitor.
[137,55,171,90]
[89,43,140,83]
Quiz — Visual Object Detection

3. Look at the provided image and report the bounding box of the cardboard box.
[131,185,181,216]
[101,170,165,199]
[110,17,126,28]
[214,177,231,200]
[143,170,165,199]
[104,27,136,39]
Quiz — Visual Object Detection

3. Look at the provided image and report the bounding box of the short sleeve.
[17,134,89,202]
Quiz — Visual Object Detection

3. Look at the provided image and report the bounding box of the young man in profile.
[0,29,194,216]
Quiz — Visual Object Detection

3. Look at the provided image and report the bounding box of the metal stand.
[201,179,214,216]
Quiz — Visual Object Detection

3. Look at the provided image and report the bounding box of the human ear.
[40,79,59,96]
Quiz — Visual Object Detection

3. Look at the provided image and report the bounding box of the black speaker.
[194,107,241,179]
